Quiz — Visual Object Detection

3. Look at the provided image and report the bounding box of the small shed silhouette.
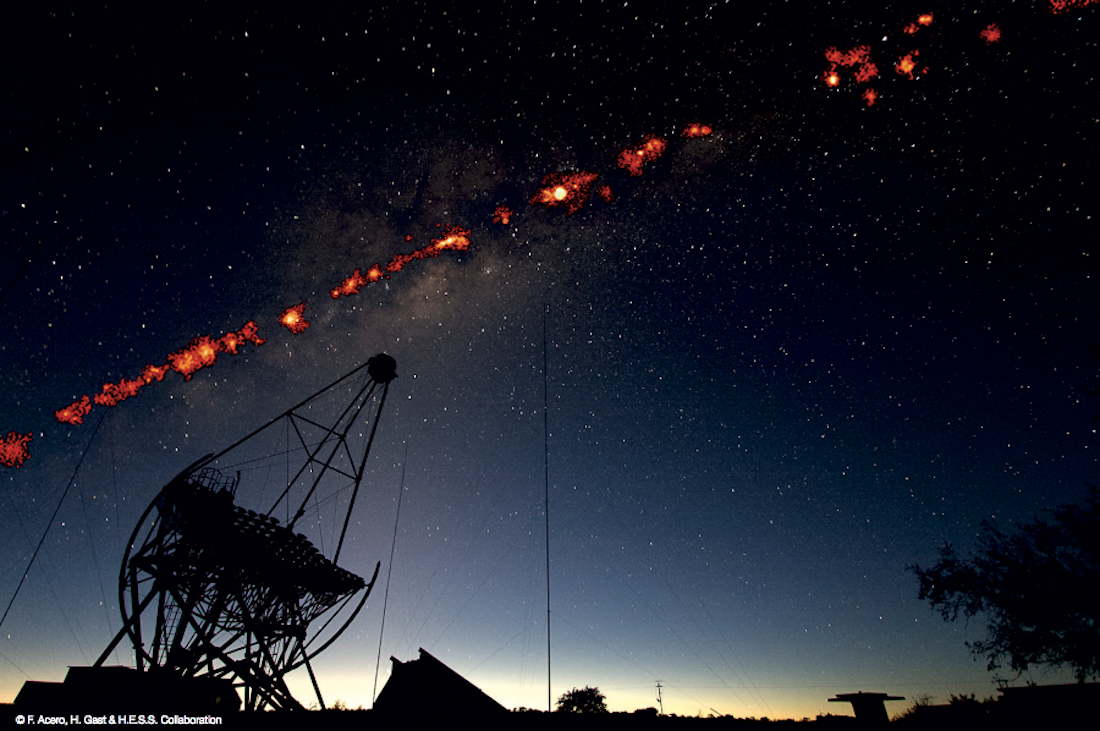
[14,665,239,713]
[994,682,1100,729]
[374,648,508,718]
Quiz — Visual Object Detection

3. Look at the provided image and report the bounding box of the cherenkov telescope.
[18,354,397,712]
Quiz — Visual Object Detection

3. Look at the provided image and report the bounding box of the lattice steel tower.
[96,354,398,711]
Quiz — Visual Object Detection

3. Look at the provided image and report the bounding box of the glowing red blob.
[825,45,872,68]
[432,224,472,252]
[597,184,614,202]
[163,322,265,382]
[616,135,667,177]
[332,265,386,299]
[332,269,363,299]
[530,171,600,215]
[94,377,145,407]
[142,363,169,382]
[386,251,416,273]
[854,62,879,84]
[49,322,266,436]
[92,361,171,408]
[0,431,32,468]
[682,123,713,138]
[167,335,220,380]
[280,302,310,334]
[896,52,920,79]
[386,224,472,272]
[980,24,1002,44]
[493,205,513,225]
[862,88,878,107]
[823,46,877,90]
[1050,0,1094,10]
[229,321,265,350]
[56,395,93,425]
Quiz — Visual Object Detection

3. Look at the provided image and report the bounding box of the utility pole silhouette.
[543,306,552,712]
[655,680,664,715]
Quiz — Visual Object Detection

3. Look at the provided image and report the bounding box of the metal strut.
[101,354,398,711]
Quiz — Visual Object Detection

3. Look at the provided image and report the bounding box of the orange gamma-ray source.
[862,88,878,107]
[167,335,221,380]
[682,123,713,138]
[1050,0,1097,11]
[56,395,93,425]
[530,171,600,215]
[854,61,879,84]
[94,377,144,407]
[280,302,310,334]
[92,363,172,409]
[616,135,668,177]
[825,46,872,69]
[1,431,32,468]
[221,321,264,353]
[331,265,385,299]
[904,14,933,34]
[432,223,472,252]
[493,205,513,225]
[823,45,877,88]
[896,52,920,79]
[980,24,1002,44]
[53,321,265,426]
[386,224,473,273]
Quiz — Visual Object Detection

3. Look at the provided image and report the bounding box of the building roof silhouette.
[374,648,508,718]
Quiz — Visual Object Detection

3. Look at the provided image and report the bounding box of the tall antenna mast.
[543,305,552,712]
[374,439,409,704]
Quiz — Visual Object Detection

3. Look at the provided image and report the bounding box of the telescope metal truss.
[96,354,397,711]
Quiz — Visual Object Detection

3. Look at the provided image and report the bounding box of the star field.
[1,1,1097,719]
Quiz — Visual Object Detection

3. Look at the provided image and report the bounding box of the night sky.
[2,1,1097,720]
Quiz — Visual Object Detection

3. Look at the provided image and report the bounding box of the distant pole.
[373,440,409,705]
[656,680,664,715]
[543,305,552,712]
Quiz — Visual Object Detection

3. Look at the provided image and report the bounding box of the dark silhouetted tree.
[890,692,932,722]
[910,488,1100,681]
[556,686,608,713]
